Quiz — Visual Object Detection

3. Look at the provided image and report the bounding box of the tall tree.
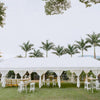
[74,39,91,57]
[0,2,6,28]
[66,44,79,57]
[52,45,66,57]
[86,32,100,59]
[40,40,54,57]
[29,49,43,57]
[20,41,34,57]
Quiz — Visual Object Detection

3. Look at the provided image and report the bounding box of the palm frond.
[52,45,66,57]
[29,49,43,57]
[20,41,34,57]
[40,40,54,51]
[66,44,79,56]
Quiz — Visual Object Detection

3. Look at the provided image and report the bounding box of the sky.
[0,0,100,58]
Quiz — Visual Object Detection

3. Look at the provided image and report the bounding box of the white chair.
[85,81,97,93]
[18,81,24,93]
[24,81,28,93]
[46,79,50,87]
[84,81,91,90]
[52,79,56,86]
[41,80,44,86]
[1,76,6,87]
[96,81,100,90]
[30,83,35,92]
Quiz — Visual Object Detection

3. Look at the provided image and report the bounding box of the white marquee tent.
[0,57,100,88]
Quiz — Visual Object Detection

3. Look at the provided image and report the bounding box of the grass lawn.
[0,83,100,100]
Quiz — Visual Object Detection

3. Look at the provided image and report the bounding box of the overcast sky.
[0,0,100,58]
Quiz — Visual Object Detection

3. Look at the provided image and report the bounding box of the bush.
[35,82,84,88]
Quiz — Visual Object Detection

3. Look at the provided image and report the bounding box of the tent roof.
[0,57,100,71]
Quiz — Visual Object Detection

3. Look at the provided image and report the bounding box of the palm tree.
[66,44,79,57]
[74,39,91,57]
[0,2,6,27]
[52,45,66,57]
[86,32,100,59]
[16,54,23,58]
[29,49,43,57]
[20,41,34,57]
[0,52,2,57]
[40,40,54,57]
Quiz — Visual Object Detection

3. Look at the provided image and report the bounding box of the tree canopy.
[44,0,100,15]
[0,2,6,27]
[79,0,100,7]
[44,0,71,15]
[20,41,34,57]
[86,32,100,58]
[66,44,79,57]
[40,40,54,57]
[29,49,44,57]
[52,45,66,57]
[74,39,91,57]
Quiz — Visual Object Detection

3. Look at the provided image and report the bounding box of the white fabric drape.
[1,71,8,87]
[74,70,82,88]
[54,70,63,88]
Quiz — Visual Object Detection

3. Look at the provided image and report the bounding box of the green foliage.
[98,58,100,61]
[43,0,100,15]
[44,0,71,15]
[61,83,84,88]
[86,32,100,47]
[74,39,91,57]
[79,0,100,7]
[19,32,100,58]
[88,70,95,78]
[40,40,54,57]
[29,49,44,57]
[66,44,79,57]
[16,54,23,58]
[45,71,57,79]
[7,71,15,78]
[61,71,69,80]
[31,72,39,80]
[0,52,2,57]
[0,2,6,28]
[66,70,72,78]
[52,45,67,57]
[80,71,86,81]
[20,41,34,57]
[0,86,100,100]
[33,82,84,88]
[86,32,100,58]
[41,82,84,88]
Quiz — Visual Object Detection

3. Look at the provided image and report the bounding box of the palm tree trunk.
[71,54,72,57]
[25,52,27,58]
[82,49,83,57]
[46,51,48,58]
[94,46,96,59]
